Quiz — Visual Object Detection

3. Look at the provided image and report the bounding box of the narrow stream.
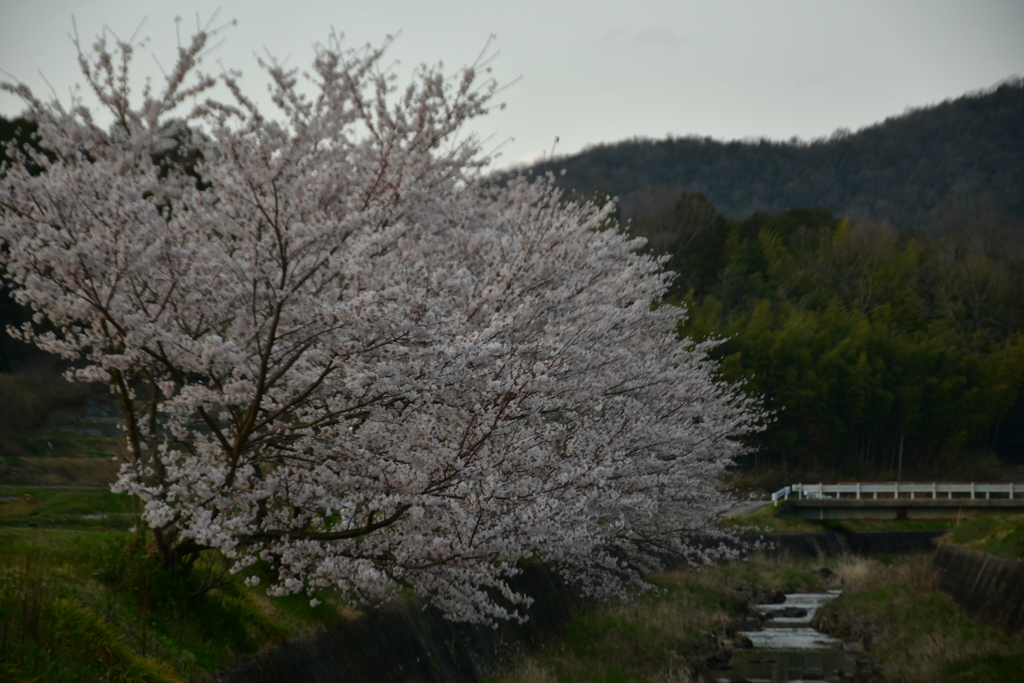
[716,589,861,682]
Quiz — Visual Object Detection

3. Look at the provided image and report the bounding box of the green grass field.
[0,489,136,530]
[941,513,1024,559]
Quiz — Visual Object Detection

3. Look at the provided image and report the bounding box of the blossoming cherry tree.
[0,27,761,621]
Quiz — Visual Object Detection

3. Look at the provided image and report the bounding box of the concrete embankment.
[741,530,945,558]
[932,543,1024,634]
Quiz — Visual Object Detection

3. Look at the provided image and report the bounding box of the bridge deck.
[773,482,1024,520]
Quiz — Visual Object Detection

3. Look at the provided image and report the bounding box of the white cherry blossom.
[0,28,763,622]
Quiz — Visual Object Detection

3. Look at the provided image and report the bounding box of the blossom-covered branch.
[0,25,763,622]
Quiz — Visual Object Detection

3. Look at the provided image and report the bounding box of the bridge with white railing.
[771,482,1024,520]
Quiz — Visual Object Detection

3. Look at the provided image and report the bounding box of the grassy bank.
[0,525,348,682]
[0,386,352,681]
[9,519,832,683]
[815,556,1024,683]
[940,513,1024,558]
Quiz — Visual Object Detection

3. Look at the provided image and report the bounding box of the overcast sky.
[2,0,1023,169]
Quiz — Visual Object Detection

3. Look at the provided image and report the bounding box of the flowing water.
[716,589,862,682]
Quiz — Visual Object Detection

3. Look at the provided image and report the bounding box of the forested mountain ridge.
[520,78,1024,231]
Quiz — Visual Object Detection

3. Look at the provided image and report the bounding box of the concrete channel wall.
[740,530,945,557]
[932,543,1024,634]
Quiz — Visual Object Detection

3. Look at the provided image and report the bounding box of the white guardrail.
[772,482,1023,505]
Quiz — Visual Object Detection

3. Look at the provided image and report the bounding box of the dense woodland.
[638,195,1024,477]
[2,78,1024,480]
[524,79,1024,232]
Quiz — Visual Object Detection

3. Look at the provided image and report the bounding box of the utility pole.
[897,436,904,483]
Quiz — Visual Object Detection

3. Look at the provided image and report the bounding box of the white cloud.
[632,28,682,47]
[514,148,547,166]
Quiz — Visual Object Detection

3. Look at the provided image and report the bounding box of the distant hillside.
[520,79,1024,231]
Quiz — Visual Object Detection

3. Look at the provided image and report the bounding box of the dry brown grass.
[831,555,879,592]
[896,633,1005,683]
[498,658,557,683]
[832,555,938,596]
